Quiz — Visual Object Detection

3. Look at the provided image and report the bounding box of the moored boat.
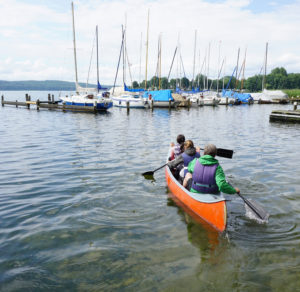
[165,161,227,232]
[143,89,180,108]
[60,4,113,111]
[61,92,112,111]
[112,93,149,108]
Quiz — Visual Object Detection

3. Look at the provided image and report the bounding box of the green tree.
[132,81,139,88]
[169,79,177,89]
[181,77,190,89]
[270,67,287,76]
[160,77,169,89]
[245,75,263,92]
[150,76,159,89]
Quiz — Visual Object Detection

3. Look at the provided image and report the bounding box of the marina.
[1,0,300,290]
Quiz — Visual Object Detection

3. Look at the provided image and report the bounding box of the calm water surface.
[0,91,299,291]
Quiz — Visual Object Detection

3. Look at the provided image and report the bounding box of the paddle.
[237,193,269,221]
[142,162,168,177]
[217,148,233,159]
[199,147,234,159]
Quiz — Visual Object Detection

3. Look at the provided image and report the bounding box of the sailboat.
[253,43,288,104]
[141,11,179,108]
[222,48,253,105]
[60,3,113,111]
[111,26,149,109]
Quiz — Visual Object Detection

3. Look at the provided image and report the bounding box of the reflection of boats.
[60,3,112,111]
[165,160,227,232]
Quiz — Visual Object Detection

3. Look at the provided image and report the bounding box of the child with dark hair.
[169,134,185,161]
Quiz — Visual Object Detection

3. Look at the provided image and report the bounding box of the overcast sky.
[0,0,299,85]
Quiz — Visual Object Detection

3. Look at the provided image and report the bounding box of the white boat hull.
[112,94,149,108]
[60,94,113,110]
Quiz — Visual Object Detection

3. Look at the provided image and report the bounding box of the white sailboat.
[253,43,288,104]
[60,3,112,111]
[111,24,148,109]
[112,91,149,108]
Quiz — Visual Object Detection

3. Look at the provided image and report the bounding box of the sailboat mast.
[235,47,240,89]
[96,25,99,93]
[262,42,268,90]
[145,9,150,90]
[217,40,221,93]
[222,57,226,90]
[241,47,247,91]
[207,42,210,90]
[159,34,162,90]
[192,30,197,88]
[71,2,79,92]
[139,32,142,85]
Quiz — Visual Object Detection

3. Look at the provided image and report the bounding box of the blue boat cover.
[124,83,145,92]
[222,90,253,103]
[143,89,174,101]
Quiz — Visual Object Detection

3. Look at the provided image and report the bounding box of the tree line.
[131,67,300,92]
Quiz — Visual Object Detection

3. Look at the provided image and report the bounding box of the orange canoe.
[165,165,227,232]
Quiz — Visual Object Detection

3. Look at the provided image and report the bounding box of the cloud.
[0,0,299,84]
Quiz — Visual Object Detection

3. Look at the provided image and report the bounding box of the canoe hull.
[165,166,227,232]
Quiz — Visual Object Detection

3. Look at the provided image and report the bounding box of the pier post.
[226,97,228,105]
[187,99,191,108]
[52,95,54,103]
[48,94,51,103]
[126,101,130,113]
[16,100,18,108]
[36,99,40,111]
[169,100,171,110]
[94,100,97,113]
[27,94,31,109]
[293,102,298,110]
[1,95,3,106]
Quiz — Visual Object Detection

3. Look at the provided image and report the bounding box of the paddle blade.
[217,148,233,159]
[142,171,154,177]
[244,198,269,223]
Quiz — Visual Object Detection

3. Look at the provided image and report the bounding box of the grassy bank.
[283,89,300,99]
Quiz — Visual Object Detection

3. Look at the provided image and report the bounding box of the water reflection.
[166,194,221,255]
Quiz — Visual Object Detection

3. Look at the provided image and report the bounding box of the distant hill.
[0,80,112,91]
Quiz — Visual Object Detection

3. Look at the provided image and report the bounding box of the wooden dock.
[1,94,99,113]
[270,103,300,123]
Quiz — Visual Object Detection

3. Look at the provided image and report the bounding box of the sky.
[0,0,299,85]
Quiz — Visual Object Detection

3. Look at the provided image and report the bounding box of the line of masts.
[72,3,269,93]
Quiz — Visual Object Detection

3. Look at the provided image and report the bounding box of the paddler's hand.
[196,146,201,153]
[170,142,175,147]
[235,187,240,194]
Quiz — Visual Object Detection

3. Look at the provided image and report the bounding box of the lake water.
[0,91,299,291]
